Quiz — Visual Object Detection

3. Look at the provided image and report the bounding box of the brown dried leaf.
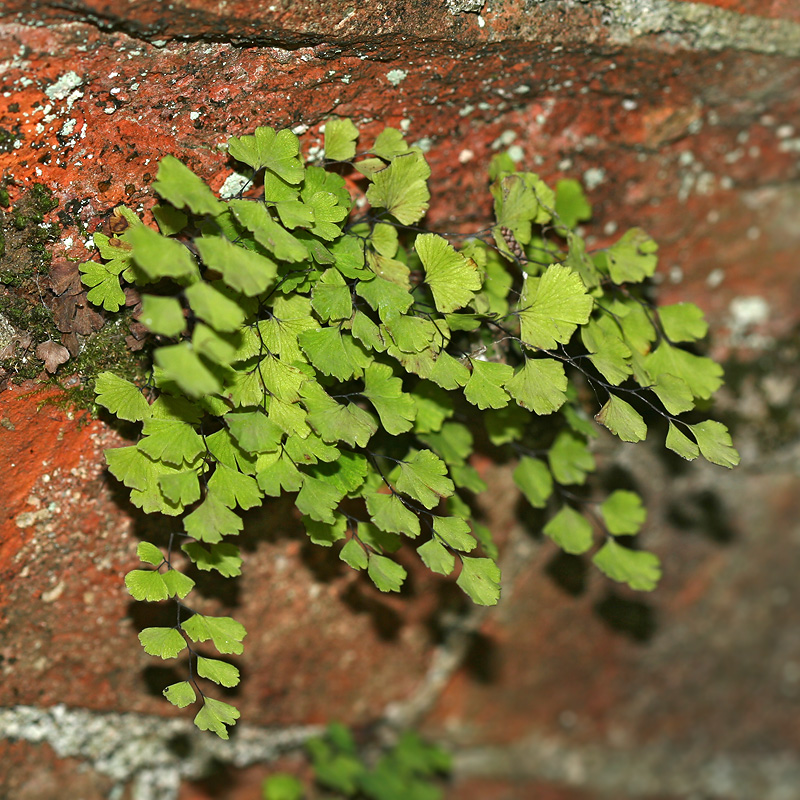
[50,294,77,333]
[62,331,80,357]
[72,297,104,335]
[36,340,70,373]
[49,259,81,296]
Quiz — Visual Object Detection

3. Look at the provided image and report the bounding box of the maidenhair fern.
[81,120,739,738]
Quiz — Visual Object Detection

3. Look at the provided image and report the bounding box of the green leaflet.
[296,474,343,523]
[140,295,185,337]
[208,463,262,510]
[382,311,438,354]
[274,198,314,230]
[548,430,595,485]
[362,362,416,434]
[432,516,476,552]
[366,150,431,225]
[595,394,647,443]
[417,421,472,466]
[582,319,632,386]
[372,127,409,159]
[125,569,169,602]
[228,126,304,183]
[225,410,283,454]
[652,373,695,415]
[182,542,243,577]
[370,222,398,257]
[518,265,593,350]
[152,155,225,217]
[543,506,593,554]
[194,696,241,740]
[690,420,740,468]
[105,446,187,514]
[95,372,151,422]
[340,538,368,570]
[155,342,222,398]
[196,656,241,688]
[256,450,304,495]
[505,358,567,415]
[666,421,700,461]
[79,260,126,311]
[192,324,240,367]
[304,190,349,241]
[366,492,421,538]
[417,539,455,575]
[356,274,414,320]
[367,554,407,593]
[600,490,647,535]
[604,228,658,284]
[303,382,377,447]
[464,359,513,410]
[163,681,196,709]
[183,492,244,543]
[513,456,553,508]
[139,418,204,466]
[593,539,661,591]
[137,541,164,566]
[153,204,188,236]
[138,627,187,659]
[185,282,246,333]
[324,117,359,161]
[312,268,353,321]
[206,427,259,473]
[195,234,277,297]
[555,178,592,229]
[303,515,348,546]
[492,172,553,245]
[229,199,309,262]
[411,382,452,433]
[162,569,196,599]
[299,326,371,381]
[182,613,247,655]
[309,454,368,498]
[395,450,454,509]
[659,302,708,342]
[127,224,200,283]
[415,233,482,313]
[457,557,501,606]
[645,341,723,400]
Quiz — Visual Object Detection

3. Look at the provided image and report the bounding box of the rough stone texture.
[1,1,800,799]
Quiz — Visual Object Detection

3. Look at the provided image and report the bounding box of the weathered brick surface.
[0,739,117,800]
[1,1,799,798]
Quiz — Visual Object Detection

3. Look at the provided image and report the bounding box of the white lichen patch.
[386,69,408,87]
[219,171,251,199]
[0,705,323,800]
[0,313,15,352]
[507,144,525,163]
[45,71,83,101]
[727,295,773,348]
[582,167,606,190]
[446,0,484,12]
[490,129,517,150]
[412,137,434,153]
